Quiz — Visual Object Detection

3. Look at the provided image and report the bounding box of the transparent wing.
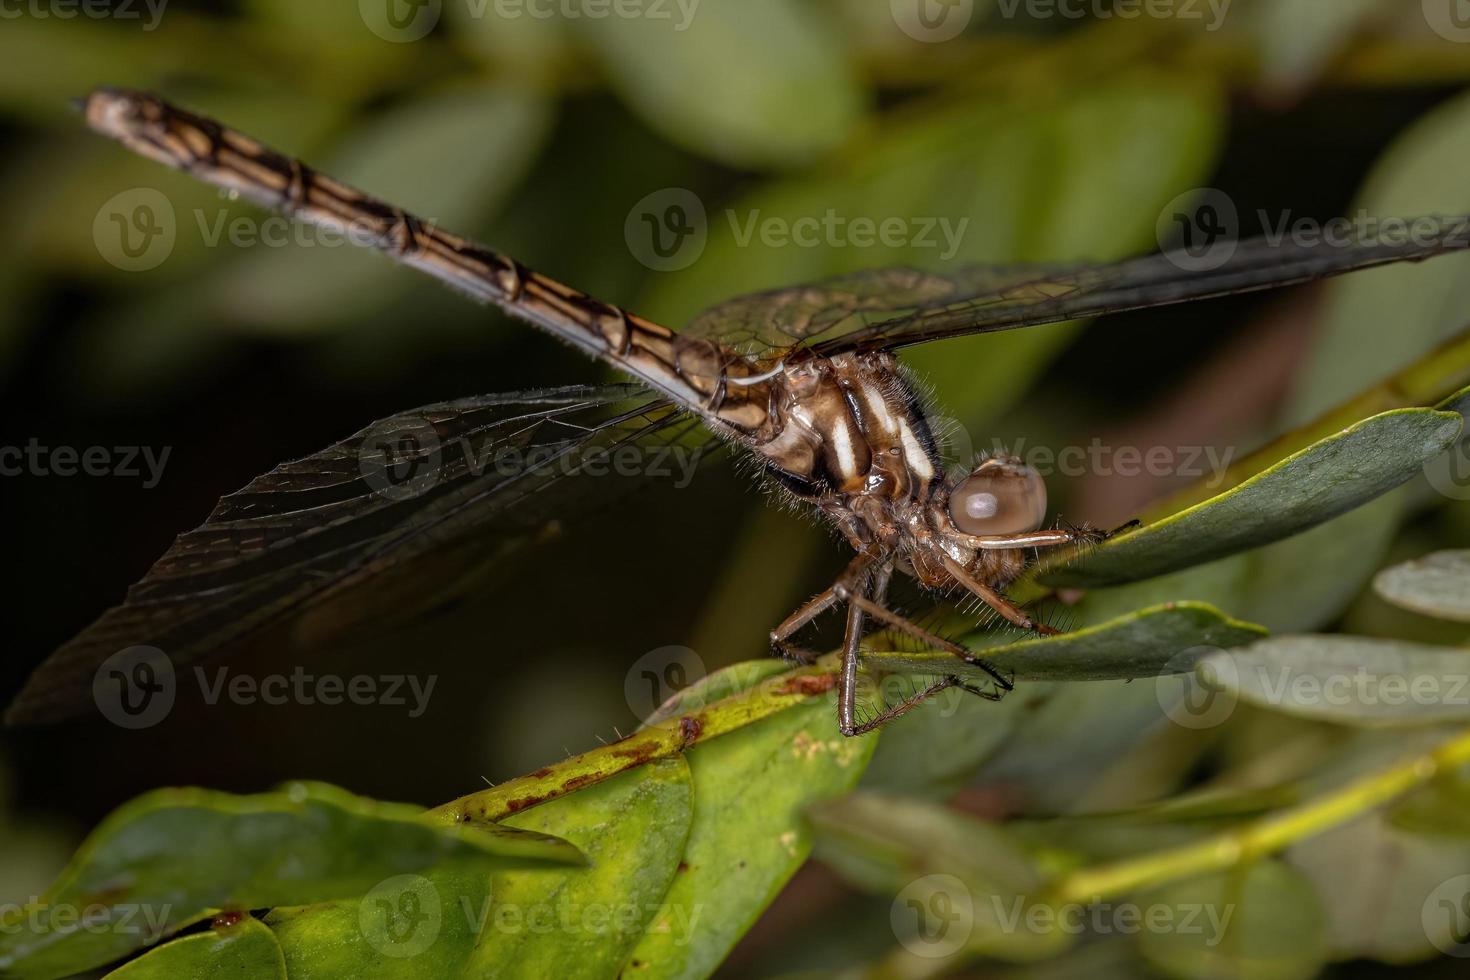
[681,265,1070,357]
[8,384,717,725]
[681,217,1470,356]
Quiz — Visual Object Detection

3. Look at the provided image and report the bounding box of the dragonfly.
[10,87,1470,733]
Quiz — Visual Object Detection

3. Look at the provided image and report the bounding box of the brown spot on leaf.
[504,796,545,814]
[211,910,245,930]
[679,715,704,746]
[780,673,836,697]
[561,773,599,793]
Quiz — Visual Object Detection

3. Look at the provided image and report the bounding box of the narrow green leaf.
[0,782,578,980]
[622,668,876,978]
[104,916,286,979]
[1202,636,1470,727]
[1136,861,1328,980]
[1374,550,1470,623]
[864,602,1267,684]
[1040,409,1464,589]
[467,760,694,978]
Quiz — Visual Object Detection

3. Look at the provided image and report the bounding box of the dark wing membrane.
[8,384,715,725]
[680,216,1470,357]
[680,265,1071,357]
[819,216,1470,353]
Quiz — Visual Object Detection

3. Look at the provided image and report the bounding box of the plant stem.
[1046,724,1470,903]
[430,657,841,825]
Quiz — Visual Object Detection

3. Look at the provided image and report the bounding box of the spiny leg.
[835,588,869,737]
[847,593,1013,693]
[842,675,1006,738]
[834,562,1006,736]
[770,553,877,664]
[942,556,1060,636]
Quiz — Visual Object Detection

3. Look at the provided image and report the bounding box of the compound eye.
[948,459,1047,535]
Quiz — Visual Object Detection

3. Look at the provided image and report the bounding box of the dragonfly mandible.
[10,87,1470,734]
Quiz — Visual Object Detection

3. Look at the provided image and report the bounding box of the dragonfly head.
[945,455,1048,536]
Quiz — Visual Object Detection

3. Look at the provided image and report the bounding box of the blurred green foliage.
[8,0,1470,978]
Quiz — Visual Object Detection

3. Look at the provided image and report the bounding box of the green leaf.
[268,762,692,979]
[577,0,863,168]
[1287,89,1470,426]
[809,792,1069,962]
[1245,0,1391,91]
[1288,806,1470,961]
[1201,636,1470,727]
[104,916,286,979]
[864,602,1267,685]
[1039,408,1464,589]
[621,665,876,978]
[1136,861,1328,980]
[859,680,1050,799]
[471,760,693,977]
[1374,550,1470,623]
[0,782,578,980]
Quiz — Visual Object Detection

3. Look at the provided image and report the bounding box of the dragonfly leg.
[847,593,1014,694]
[841,675,1007,737]
[770,553,879,664]
[942,556,1060,636]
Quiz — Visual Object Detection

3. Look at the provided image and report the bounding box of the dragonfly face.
[10,87,1470,736]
